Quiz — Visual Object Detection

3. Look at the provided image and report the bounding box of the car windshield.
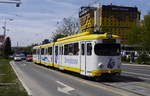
[27,55,32,57]
[94,44,120,56]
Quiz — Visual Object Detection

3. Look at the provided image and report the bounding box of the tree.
[52,17,80,41]
[52,34,66,42]
[127,25,143,45]
[127,13,150,64]
[42,39,50,44]
[127,13,150,48]
[3,37,11,58]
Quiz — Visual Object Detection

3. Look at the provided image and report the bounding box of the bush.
[136,54,150,64]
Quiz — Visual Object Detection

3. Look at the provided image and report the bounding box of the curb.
[10,61,32,96]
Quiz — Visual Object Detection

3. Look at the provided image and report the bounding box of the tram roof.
[55,33,120,45]
[40,43,54,48]
[33,42,54,48]
[33,32,120,48]
[33,45,41,49]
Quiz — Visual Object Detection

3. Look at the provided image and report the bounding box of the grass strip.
[0,59,28,96]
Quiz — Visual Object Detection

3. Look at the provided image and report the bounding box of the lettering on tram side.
[64,57,78,65]
[42,57,50,62]
[107,58,115,69]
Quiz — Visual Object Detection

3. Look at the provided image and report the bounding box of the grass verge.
[0,59,28,96]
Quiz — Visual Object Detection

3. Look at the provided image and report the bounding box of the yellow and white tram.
[32,32,121,77]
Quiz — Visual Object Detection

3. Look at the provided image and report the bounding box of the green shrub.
[136,54,150,64]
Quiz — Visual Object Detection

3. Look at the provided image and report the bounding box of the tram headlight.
[98,63,103,69]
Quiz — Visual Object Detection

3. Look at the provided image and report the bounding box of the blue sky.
[0,0,150,46]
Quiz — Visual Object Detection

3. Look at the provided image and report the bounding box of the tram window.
[41,48,44,55]
[33,49,36,55]
[87,43,92,55]
[59,46,62,55]
[37,49,41,55]
[37,49,39,55]
[48,47,52,55]
[64,44,69,55]
[81,44,85,55]
[74,43,79,55]
[55,46,58,56]
[68,44,73,55]
[94,44,120,56]
[64,43,79,55]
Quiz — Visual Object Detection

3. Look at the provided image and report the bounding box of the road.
[11,61,150,96]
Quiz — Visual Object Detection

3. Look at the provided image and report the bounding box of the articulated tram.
[32,32,121,77]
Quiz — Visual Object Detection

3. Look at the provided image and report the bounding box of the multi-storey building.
[79,4,140,44]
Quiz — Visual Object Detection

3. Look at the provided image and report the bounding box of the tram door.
[59,46,63,70]
[80,42,87,75]
[81,41,92,76]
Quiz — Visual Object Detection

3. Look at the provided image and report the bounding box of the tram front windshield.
[94,44,120,56]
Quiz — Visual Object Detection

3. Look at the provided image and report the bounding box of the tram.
[32,32,121,77]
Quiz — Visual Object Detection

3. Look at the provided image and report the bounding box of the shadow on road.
[94,75,144,83]
[31,62,145,83]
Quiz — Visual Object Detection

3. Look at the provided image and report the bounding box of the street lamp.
[0,0,21,7]
[2,18,14,39]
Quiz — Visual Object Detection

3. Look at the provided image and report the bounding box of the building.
[79,4,140,44]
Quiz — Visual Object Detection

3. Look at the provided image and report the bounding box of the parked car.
[14,55,22,61]
[19,54,26,60]
[26,55,32,61]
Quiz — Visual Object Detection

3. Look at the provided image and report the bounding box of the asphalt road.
[11,61,150,96]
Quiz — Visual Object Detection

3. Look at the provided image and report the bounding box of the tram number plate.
[103,39,116,44]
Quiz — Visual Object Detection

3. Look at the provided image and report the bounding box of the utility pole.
[2,18,13,39]
[0,0,21,7]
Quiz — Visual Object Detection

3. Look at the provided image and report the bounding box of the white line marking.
[33,63,136,96]
[10,61,32,96]
[139,77,150,81]
[123,64,150,67]
[56,81,75,95]
[123,67,150,72]
[123,71,150,77]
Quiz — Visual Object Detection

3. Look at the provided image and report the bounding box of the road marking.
[10,61,32,96]
[123,71,150,77]
[138,76,150,81]
[123,64,150,67]
[56,81,75,95]
[34,64,136,96]
[135,82,150,87]
[123,67,150,72]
